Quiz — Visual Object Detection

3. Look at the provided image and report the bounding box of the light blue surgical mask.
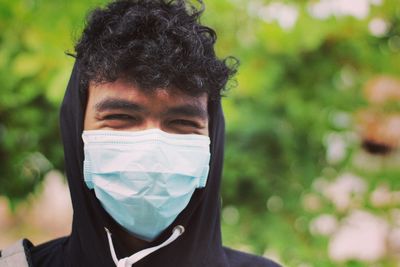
[82,129,210,241]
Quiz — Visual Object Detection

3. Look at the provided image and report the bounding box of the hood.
[59,63,229,266]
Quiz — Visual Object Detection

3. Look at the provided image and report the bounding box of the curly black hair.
[74,0,238,100]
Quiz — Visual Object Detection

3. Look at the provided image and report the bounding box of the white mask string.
[105,225,185,267]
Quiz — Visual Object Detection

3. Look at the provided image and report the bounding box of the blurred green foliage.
[1,0,400,266]
[0,0,106,202]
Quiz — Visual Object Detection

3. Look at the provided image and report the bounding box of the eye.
[104,114,136,121]
[100,113,141,129]
[171,119,200,128]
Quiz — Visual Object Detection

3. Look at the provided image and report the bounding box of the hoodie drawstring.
[105,226,185,267]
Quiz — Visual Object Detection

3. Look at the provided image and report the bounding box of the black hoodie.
[27,64,280,267]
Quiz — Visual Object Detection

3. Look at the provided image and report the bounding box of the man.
[0,0,280,266]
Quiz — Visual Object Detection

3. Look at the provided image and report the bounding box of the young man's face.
[84,80,209,136]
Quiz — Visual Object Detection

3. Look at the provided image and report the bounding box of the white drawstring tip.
[173,225,185,235]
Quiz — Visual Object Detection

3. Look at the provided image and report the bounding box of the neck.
[109,223,149,254]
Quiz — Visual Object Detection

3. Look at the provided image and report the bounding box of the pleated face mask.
[82,128,211,241]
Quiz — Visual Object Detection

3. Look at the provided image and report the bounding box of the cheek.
[202,123,209,136]
[83,99,96,130]
[83,110,92,130]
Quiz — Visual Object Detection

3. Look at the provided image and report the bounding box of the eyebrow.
[94,98,208,120]
[95,98,145,113]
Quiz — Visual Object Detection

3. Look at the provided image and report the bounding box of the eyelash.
[171,119,200,128]
[104,114,137,121]
[102,115,200,129]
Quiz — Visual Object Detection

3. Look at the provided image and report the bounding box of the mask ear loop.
[105,225,185,267]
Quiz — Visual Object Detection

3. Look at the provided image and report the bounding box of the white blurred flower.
[369,18,389,37]
[312,177,329,193]
[308,0,374,20]
[258,2,299,30]
[370,0,382,5]
[310,214,338,236]
[370,184,393,208]
[370,184,400,208]
[329,210,389,262]
[322,173,367,211]
[330,111,352,129]
[325,133,347,164]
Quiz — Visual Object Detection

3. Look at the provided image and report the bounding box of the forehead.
[87,80,208,107]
